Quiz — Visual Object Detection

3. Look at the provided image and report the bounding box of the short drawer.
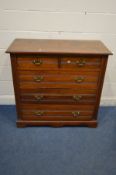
[17,55,58,70]
[60,55,102,71]
[20,93,96,104]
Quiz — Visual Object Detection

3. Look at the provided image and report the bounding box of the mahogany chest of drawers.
[6,39,112,127]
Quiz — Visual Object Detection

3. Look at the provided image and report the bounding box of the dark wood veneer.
[6,39,112,127]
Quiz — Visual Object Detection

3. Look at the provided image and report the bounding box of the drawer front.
[17,55,102,71]
[19,70,99,90]
[21,110,93,121]
[61,56,102,70]
[20,93,96,104]
[19,71,99,83]
[20,104,94,121]
[19,81,98,89]
[17,55,58,70]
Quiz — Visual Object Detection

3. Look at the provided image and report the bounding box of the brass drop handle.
[76,60,86,67]
[34,76,44,82]
[34,95,43,101]
[75,77,84,83]
[34,111,44,116]
[72,111,80,117]
[73,95,82,101]
[32,59,42,65]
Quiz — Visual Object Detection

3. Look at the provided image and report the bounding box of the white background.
[0,0,115,105]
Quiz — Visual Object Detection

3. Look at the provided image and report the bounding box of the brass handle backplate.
[72,111,80,117]
[75,77,84,83]
[34,76,43,82]
[73,95,82,101]
[34,111,44,116]
[32,59,42,65]
[34,95,43,101]
[76,59,86,67]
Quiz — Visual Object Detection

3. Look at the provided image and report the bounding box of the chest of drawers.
[6,39,112,127]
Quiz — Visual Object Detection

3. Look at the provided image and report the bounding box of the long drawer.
[20,93,96,104]
[20,104,94,121]
[21,110,93,121]
[18,70,100,90]
[19,71,99,83]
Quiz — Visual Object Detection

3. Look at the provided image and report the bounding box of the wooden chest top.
[6,39,112,55]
